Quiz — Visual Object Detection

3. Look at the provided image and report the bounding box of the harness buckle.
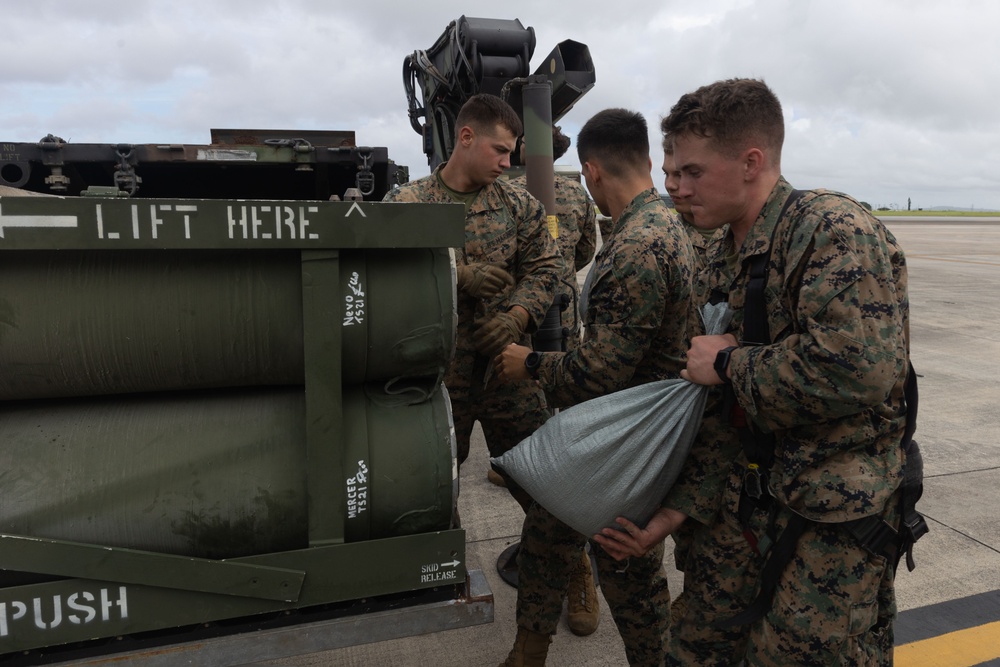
[843,517,898,560]
[743,463,764,500]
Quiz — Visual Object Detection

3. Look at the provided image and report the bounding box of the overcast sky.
[4,0,998,210]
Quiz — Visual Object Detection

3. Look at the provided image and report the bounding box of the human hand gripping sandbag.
[491,302,732,537]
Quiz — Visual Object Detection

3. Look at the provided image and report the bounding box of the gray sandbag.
[492,302,731,537]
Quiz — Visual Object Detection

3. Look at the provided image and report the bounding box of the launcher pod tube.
[0,248,455,399]
[0,383,454,565]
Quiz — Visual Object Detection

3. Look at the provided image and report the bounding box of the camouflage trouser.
[449,346,550,458]
[668,460,898,667]
[451,397,549,513]
[517,503,671,667]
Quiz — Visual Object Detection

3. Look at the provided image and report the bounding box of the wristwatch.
[524,351,542,379]
[713,346,738,384]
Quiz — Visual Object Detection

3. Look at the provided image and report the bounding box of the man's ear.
[458,125,475,147]
[744,147,765,181]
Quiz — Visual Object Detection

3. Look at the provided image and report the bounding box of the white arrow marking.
[0,204,79,238]
[345,202,366,218]
[440,560,461,568]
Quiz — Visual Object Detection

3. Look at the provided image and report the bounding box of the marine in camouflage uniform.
[382,94,563,513]
[659,134,726,625]
[658,79,910,666]
[682,223,719,269]
[496,109,698,666]
[510,128,601,639]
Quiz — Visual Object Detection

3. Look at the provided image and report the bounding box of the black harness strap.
[741,190,804,346]
[715,190,804,629]
[898,366,929,571]
[731,191,803,551]
[719,512,809,629]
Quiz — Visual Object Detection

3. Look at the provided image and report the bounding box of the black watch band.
[524,351,541,379]
[713,346,737,384]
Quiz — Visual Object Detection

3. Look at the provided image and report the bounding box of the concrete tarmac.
[259,219,1000,666]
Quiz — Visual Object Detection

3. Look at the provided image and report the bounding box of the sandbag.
[492,302,731,537]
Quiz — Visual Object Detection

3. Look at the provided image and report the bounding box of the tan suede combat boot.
[487,468,507,487]
[499,626,552,667]
[566,548,599,636]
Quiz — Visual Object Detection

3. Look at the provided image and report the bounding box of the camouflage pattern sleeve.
[685,224,726,271]
[535,191,692,407]
[884,224,910,351]
[381,187,403,203]
[562,178,597,272]
[722,184,909,521]
[660,258,739,524]
[392,173,562,332]
[483,181,563,330]
[660,390,741,524]
[536,239,667,406]
[661,189,910,525]
[381,182,424,203]
[729,193,908,432]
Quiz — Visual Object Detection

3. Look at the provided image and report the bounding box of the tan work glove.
[456,263,515,299]
[474,308,528,357]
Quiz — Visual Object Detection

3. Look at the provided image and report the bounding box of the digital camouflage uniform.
[664,178,910,666]
[511,173,598,351]
[383,167,563,510]
[517,189,698,666]
[667,220,726,624]
[683,221,725,271]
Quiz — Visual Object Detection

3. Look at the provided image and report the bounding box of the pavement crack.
[926,465,1000,478]
[924,515,1000,556]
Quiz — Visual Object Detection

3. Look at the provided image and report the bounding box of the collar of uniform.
[737,177,796,267]
[432,161,511,215]
[610,187,661,236]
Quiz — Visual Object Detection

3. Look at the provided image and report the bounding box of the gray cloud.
[3,0,998,209]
